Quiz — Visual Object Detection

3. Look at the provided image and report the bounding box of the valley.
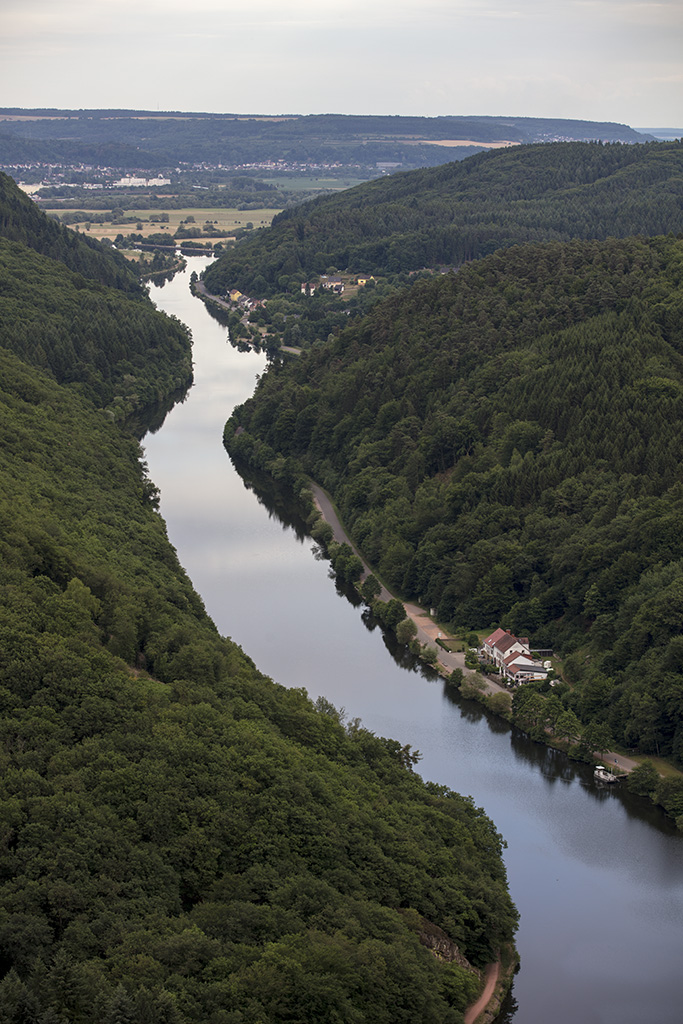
[2,115,683,1022]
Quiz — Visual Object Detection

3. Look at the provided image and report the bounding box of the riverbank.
[309,481,503,690]
[194,280,303,355]
[309,483,519,1022]
[308,480,647,782]
[144,259,683,1024]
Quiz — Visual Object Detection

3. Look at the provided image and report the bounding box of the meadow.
[44,206,283,243]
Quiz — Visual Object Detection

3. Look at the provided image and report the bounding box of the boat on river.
[594,765,619,784]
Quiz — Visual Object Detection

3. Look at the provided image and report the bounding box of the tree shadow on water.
[132,382,192,440]
[492,981,519,1023]
[232,460,311,543]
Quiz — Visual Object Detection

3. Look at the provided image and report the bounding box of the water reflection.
[237,451,681,836]
[236,459,312,544]
[144,261,683,1024]
[495,980,520,1024]
[125,383,192,440]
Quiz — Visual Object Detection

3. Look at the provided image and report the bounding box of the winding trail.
[309,482,502,692]
[310,481,640,775]
[464,961,500,1024]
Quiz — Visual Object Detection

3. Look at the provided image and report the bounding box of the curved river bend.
[144,258,683,1024]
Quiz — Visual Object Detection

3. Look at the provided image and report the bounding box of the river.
[144,258,683,1024]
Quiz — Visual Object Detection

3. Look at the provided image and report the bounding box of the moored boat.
[594,765,619,784]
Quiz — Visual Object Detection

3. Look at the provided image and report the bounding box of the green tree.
[448,667,464,687]
[396,617,418,645]
[580,721,613,758]
[421,645,438,665]
[361,574,381,602]
[555,709,582,748]
[626,760,660,797]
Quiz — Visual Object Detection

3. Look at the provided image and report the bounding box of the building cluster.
[300,274,375,295]
[481,628,551,686]
[227,288,264,313]
[112,176,171,188]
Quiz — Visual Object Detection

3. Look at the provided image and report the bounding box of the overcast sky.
[1,0,681,127]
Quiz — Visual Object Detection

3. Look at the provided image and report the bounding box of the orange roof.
[484,627,507,646]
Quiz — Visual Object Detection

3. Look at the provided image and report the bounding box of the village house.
[320,276,344,294]
[481,627,550,686]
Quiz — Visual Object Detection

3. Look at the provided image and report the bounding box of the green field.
[260,175,370,192]
[44,206,282,242]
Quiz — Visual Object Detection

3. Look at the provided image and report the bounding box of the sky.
[1,0,682,127]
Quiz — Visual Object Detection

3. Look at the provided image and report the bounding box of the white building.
[481,627,550,685]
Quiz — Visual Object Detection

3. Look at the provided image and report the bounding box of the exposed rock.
[399,911,480,975]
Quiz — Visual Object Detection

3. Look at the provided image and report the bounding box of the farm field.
[259,176,369,192]
[43,206,283,242]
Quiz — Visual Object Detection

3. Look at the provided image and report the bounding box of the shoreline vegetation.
[219,228,683,836]
[306,479,600,737]
[284,475,683,821]
[1,172,520,1024]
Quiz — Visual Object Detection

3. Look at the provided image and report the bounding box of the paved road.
[194,280,233,310]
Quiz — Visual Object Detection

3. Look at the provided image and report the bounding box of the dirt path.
[309,483,503,694]
[310,480,642,771]
[464,960,500,1024]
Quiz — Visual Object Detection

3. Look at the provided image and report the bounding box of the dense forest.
[0,237,192,418]
[225,234,683,778]
[0,110,650,175]
[203,141,683,298]
[0,173,141,293]
[0,174,516,1018]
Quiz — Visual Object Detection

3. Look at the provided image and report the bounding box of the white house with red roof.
[482,628,549,685]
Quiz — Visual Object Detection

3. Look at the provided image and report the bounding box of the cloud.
[0,0,681,123]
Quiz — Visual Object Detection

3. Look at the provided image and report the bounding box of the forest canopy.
[0,137,516,1023]
[226,233,683,768]
[203,141,683,298]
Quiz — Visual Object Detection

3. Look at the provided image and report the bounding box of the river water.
[144,258,683,1024]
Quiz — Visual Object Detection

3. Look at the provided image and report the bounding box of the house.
[502,652,549,685]
[357,274,375,286]
[321,276,344,294]
[482,627,549,685]
[301,282,317,294]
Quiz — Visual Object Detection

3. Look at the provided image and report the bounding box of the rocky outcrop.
[419,924,478,972]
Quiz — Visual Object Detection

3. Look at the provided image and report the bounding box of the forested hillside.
[0,149,516,1021]
[204,141,683,297]
[0,172,140,292]
[226,234,683,769]
[0,110,650,175]
[0,238,192,418]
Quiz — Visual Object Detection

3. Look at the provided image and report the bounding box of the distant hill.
[203,140,683,298]
[0,109,652,174]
